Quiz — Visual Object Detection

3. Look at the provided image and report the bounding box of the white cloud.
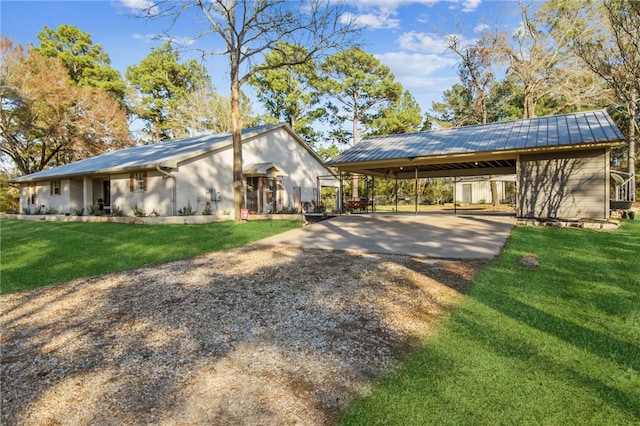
[474,23,490,33]
[340,11,401,30]
[461,0,482,13]
[119,0,158,16]
[377,52,458,78]
[397,31,452,54]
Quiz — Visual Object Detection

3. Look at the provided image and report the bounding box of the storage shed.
[328,110,626,220]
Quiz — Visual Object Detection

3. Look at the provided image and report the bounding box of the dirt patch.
[1,246,484,425]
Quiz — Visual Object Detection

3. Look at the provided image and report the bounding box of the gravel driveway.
[1,246,483,425]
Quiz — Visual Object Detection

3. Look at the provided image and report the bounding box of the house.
[10,124,338,217]
[454,175,514,205]
[328,110,627,220]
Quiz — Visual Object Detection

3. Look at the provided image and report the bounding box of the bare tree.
[567,0,639,180]
[140,0,359,222]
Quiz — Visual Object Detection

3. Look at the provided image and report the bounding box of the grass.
[0,218,302,294]
[340,220,640,425]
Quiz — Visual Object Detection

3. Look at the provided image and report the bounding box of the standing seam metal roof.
[328,110,624,165]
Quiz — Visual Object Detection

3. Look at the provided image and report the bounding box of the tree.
[33,24,127,104]
[431,83,477,127]
[560,0,639,182]
[369,90,422,136]
[171,84,254,137]
[0,37,131,176]
[446,32,496,125]
[126,41,209,143]
[140,0,358,222]
[249,42,322,144]
[319,47,402,198]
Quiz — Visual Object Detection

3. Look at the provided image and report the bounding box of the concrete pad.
[253,213,515,259]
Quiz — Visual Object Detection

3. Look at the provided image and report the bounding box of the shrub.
[177,201,196,216]
[202,202,213,216]
[131,204,146,217]
[44,206,58,215]
[110,206,125,217]
[87,203,104,216]
[73,208,84,216]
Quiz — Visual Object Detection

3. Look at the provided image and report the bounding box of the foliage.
[0,37,132,176]
[171,84,254,137]
[32,24,127,104]
[87,203,104,216]
[131,204,146,217]
[110,205,125,217]
[177,200,196,216]
[126,41,209,143]
[340,221,640,425]
[369,90,422,136]
[558,0,639,177]
[0,219,303,294]
[249,42,323,144]
[319,47,403,144]
[0,171,19,213]
[202,203,213,216]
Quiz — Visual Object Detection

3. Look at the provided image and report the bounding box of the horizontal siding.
[518,149,606,219]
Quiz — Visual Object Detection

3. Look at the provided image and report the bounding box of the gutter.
[156,165,177,216]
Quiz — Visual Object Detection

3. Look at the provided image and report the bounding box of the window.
[50,180,61,196]
[130,172,147,192]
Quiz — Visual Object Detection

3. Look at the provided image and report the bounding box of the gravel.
[1,246,483,425]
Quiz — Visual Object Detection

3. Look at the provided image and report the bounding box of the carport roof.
[328,110,624,177]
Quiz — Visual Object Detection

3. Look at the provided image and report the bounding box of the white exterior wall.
[110,171,174,216]
[455,180,505,204]
[19,180,72,213]
[176,127,337,215]
[242,127,338,206]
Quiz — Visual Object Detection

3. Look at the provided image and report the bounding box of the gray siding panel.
[518,149,607,219]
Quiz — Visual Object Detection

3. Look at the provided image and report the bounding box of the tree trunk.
[230,56,245,223]
[352,110,359,200]
[490,175,500,207]
[629,89,637,181]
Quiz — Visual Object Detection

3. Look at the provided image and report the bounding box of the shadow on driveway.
[252,213,515,259]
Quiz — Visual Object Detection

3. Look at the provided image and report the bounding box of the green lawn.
[0,219,301,294]
[340,220,640,425]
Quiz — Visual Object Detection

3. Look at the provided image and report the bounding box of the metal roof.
[328,110,624,167]
[10,124,305,182]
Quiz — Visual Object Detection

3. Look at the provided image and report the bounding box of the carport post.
[339,171,344,215]
[395,176,398,214]
[454,176,457,215]
[414,167,418,216]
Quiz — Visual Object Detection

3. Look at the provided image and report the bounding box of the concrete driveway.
[253,213,516,259]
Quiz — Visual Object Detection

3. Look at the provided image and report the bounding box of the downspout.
[156,166,176,216]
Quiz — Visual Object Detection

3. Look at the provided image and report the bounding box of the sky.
[0,0,523,122]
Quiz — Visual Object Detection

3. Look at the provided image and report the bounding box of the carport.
[328,110,626,220]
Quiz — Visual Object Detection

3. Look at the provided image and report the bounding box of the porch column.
[83,176,89,213]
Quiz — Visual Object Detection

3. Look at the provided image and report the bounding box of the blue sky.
[1,0,522,118]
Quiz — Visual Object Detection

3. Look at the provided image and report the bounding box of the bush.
[131,204,146,217]
[110,206,125,217]
[73,208,84,216]
[202,202,213,216]
[178,201,196,216]
[87,203,104,216]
